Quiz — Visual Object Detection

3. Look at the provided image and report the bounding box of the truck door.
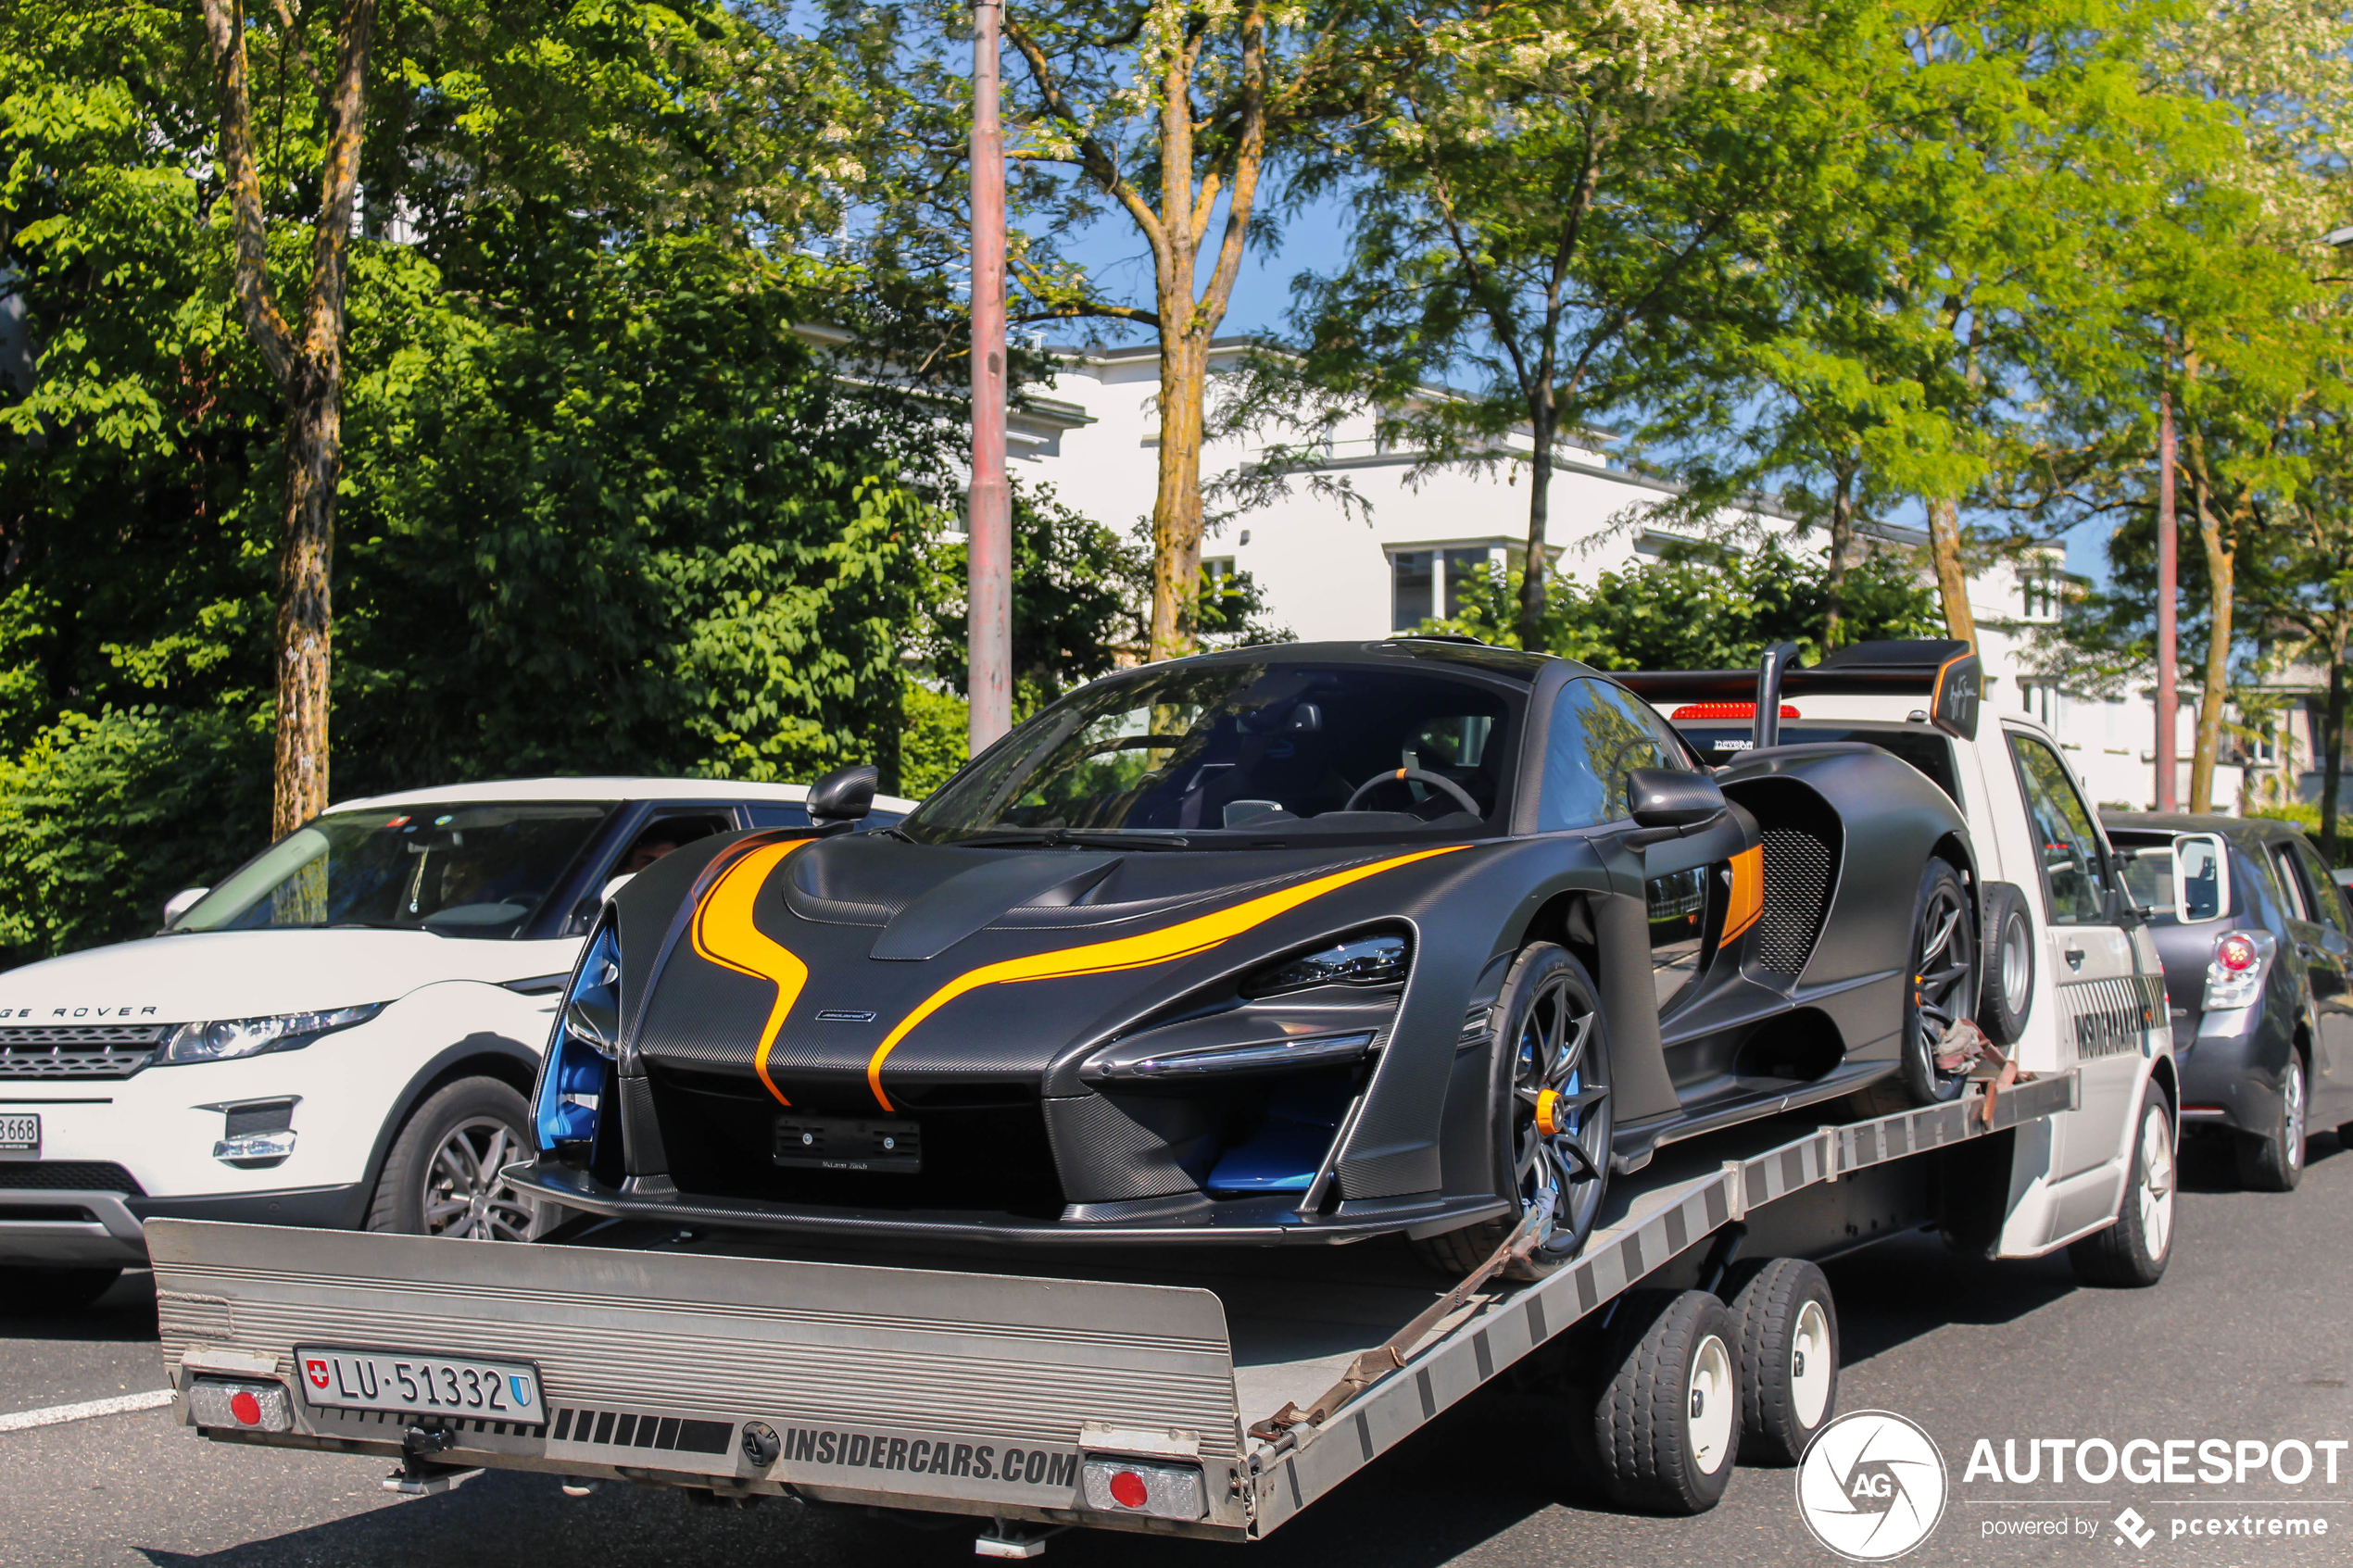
[2004,730,2145,1179]
[2271,837,2353,1111]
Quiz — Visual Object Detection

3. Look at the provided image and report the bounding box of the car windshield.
[171,802,615,939]
[904,662,1522,845]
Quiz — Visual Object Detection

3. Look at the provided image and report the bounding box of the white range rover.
[0,774,911,1308]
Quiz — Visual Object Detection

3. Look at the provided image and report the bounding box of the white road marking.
[0,1388,174,1433]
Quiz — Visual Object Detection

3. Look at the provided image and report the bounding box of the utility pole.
[966,0,1013,752]
[2155,375,2178,812]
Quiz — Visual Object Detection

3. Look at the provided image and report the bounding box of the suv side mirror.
[807,762,879,824]
[162,887,209,927]
[1625,769,1727,847]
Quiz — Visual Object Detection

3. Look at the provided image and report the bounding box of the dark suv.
[2103,812,2353,1189]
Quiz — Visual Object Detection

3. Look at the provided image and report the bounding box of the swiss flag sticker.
[305,1358,331,1390]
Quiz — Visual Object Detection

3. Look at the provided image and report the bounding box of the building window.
[2020,569,2060,622]
[2020,681,2057,728]
[1390,546,1503,631]
[1202,557,1245,624]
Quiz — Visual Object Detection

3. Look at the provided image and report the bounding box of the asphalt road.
[7,1130,2353,1568]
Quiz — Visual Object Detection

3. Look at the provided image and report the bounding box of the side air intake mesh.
[1755,828,1835,976]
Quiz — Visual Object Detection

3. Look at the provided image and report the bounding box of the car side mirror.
[807,762,879,824]
[162,887,209,927]
[1624,769,1727,847]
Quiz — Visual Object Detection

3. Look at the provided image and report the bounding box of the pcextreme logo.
[1797,1410,1951,1562]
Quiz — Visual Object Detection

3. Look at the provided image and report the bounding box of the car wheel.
[366,1076,538,1240]
[1410,943,1612,1281]
[2069,1086,2176,1287]
[2236,1049,2307,1192]
[1586,1289,1743,1513]
[1723,1257,1838,1467]
[0,1266,123,1315]
[1857,859,1977,1113]
[1975,883,2034,1045]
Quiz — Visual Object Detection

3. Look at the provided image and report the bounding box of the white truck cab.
[1653,640,2177,1276]
[0,774,912,1305]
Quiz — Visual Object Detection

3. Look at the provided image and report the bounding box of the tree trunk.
[2324,652,2346,866]
[1517,405,1556,650]
[1822,455,1856,650]
[1925,494,1975,648]
[272,376,338,834]
[2189,493,2233,815]
[1148,329,1207,662]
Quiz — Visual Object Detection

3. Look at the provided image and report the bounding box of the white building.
[1014,339,2242,813]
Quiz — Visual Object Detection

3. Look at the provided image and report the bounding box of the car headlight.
[1241,931,1410,997]
[159,1005,384,1064]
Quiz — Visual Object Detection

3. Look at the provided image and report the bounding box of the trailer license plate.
[294,1346,547,1425]
[0,1113,35,1152]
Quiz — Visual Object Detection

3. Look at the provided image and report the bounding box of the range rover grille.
[0,1024,170,1079]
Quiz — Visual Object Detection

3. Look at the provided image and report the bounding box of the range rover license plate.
[294,1345,547,1424]
[774,1115,920,1173]
[0,1113,36,1152]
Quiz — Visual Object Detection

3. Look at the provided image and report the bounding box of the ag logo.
[1795,1410,1949,1562]
[304,1358,331,1391]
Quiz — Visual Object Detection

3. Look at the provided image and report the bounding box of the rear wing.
[1616,639,1982,743]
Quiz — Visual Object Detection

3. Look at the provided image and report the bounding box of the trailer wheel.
[2068,1086,2175,1287]
[1724,1258,1838,1466]
[1411,944,1612,1281]
[1589,1288,1742,1513]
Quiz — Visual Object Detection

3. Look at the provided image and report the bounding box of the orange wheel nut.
[1535,1088,1562,1137]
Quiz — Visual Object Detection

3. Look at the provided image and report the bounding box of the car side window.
[745,803,813,831]
[2287,840,2346,935]
[2271,843,2315,923]
[2007,733,2114,925]
[1539,679,1691,833]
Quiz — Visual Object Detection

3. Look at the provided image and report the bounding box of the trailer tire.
[1723,1258,1838,1467]
[1589,1289,1742,1513]
[2069,1086,2176,1288]
[1975,883,2035,1045]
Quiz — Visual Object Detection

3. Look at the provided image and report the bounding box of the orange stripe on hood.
[863,845,1466,1112]
[689,838,810,1107]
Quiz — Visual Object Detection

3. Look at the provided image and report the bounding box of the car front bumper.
[0,1183,368,1268]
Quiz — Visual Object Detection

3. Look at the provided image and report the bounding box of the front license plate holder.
[0,1112,37,1154]
[774,1115,921,1173]
[293,1345,548,1425]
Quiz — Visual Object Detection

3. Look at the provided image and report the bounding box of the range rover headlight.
[159,1004,384,1064]
[1241,931,1410,997]
[536,922,621,1150]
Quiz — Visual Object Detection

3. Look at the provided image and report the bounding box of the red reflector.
[1670,702,1799,720]
[1109,1470,1149,1509]
[229,1389,262,1425]
[2215,933,2259,972]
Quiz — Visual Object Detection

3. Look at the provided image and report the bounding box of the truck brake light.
[1081,1454,1206,1520]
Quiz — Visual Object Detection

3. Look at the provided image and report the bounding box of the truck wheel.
[1975,883,2034,1045]
[1589,1289,1742,1513]
[367,1076,538,1241]
[2069,1087,2176,1287]
[2235,1050,2307,1192]
[1410,944,1612,1281]
[1724,1258,1838,1467]
[0,1266,122,1314]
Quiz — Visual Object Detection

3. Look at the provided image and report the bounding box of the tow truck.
[145,642,2177,1553]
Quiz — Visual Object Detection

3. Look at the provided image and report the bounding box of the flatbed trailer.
[149,1069,2085,1550]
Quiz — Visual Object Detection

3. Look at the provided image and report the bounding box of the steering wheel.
[1343,767,1483,817]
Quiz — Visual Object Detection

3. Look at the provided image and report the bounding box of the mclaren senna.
[517,638,1983,1272]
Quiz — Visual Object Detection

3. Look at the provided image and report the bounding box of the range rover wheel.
[1411,943,1613,1281]
[367,1076,538,1240]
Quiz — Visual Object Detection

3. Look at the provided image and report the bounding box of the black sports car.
[519,639,1980,1271]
